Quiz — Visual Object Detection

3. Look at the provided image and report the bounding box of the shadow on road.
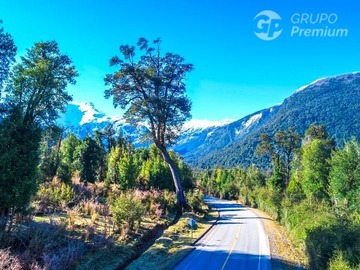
[174,247,306,270]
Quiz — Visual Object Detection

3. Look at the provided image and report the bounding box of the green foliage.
[199,166,266,206]
[301,139,332,201]
[0,40,77,231]
[34,181,75,212]
[106,146,137,189]
[38,127,64,182]
[0,20,16,92]
[329,138,360,212]
[186,189,204,214]
[267,154,287,191]
[110,192,145,232]
[105,37,194,207]
[256,186,282,220]
[5,41,77,126]
[0,109,41,218]
[58,133,81,183]
[257,127,301,188]
[78,137,104,184]
[328,251,355,270]
[306,221,360,270]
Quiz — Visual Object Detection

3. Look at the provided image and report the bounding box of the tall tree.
[257,127,301,188]
[301,139,332,201]
[329,138,360,211]
[58,133,81,183]
[5,41,77,125]
[0,20,16,93]
[0,41,77,231]
[104,38,193,209]
[78,136,103,184]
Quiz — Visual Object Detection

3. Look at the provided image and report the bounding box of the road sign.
[188,218,196,239]
[188,218,196,228]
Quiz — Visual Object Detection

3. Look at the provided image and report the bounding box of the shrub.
[0,248,23,270]
[34,181,75,213]
[329,251,352,270]
[110,192,145,233]
[162,190,177,215]
[256,187,282,220]
[42,241,86,270]
[186,189,204,214]
[306,221,360,270]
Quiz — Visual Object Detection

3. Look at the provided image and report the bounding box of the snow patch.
[296,77,327,93]
[206,130,215,139]
[243,113,262,129]
[183,119,232,131]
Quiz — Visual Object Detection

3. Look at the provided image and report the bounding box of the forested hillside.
[193,72,360,168]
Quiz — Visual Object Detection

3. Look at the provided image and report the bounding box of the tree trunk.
[156,144,187,210]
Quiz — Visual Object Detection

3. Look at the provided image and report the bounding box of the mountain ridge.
[59,71,360,168]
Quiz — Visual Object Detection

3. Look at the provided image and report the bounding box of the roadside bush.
[0,248,23,270]
[186,189,204,214]
[281,199,335,242]
[0,220,87,269]
[110,192,145,233]
[162,190,177,215]
[306,221,360,270]
[34,181,75,213]
[255,186,282,220]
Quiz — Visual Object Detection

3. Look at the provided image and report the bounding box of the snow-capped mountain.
[58,102,149,147]
[59,72,360,168]
[58,102,232,148]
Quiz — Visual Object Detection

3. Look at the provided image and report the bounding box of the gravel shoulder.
[251,208,308,270]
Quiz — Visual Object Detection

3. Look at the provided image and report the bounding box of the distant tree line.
[38,128,195,192]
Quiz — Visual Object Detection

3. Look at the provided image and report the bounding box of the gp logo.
[254,10,283,41]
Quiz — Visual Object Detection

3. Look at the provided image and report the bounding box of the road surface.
[174,197,271,270]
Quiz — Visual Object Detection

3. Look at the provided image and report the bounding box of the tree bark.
[156,144,187,210]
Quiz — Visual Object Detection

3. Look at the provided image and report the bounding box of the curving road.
[174,197,271,270]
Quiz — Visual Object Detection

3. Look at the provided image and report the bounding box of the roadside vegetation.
[0,126,205,269]
[1,19,360,270]
[199,124,360,270]
[0,22,205,269]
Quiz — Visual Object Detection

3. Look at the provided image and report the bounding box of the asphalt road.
[174,197,271,270]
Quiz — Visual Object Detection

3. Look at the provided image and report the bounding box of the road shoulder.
[251,208,308,270]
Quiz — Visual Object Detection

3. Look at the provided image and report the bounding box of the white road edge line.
[254,211,271,270]
[179,217,222,270]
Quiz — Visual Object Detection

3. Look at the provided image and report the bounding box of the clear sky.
[1,0,359,121]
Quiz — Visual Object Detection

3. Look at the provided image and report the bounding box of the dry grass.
[125,210,218,270]
[251,208,308,269]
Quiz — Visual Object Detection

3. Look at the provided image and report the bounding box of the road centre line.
[220,221,242,270]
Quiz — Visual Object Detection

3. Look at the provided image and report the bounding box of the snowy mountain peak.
[296,72,360,93]
[71,101,106,125]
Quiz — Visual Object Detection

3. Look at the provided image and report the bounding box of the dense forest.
[191,72,360,169]
[200,124,360,269]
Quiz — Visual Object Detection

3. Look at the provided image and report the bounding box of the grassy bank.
[125,210,218,270]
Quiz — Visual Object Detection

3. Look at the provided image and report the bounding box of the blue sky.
[1,0,359,121]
